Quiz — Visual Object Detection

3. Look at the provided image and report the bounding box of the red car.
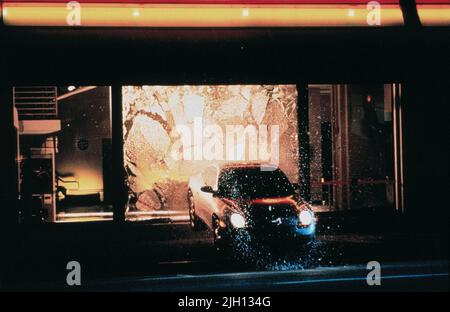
[187,163,316,251]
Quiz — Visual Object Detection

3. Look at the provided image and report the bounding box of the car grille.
[247,203,297,229]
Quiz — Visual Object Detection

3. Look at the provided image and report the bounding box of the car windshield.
[217,167,295,200]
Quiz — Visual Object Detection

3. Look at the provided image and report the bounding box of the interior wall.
[56,87,111,200]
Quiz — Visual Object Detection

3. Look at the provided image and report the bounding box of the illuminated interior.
[122,85,300,221]
[123,84,397,222]
[14,86,112,223]
[13,84,398,223]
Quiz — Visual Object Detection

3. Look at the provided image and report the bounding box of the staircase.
[13,86,58,120]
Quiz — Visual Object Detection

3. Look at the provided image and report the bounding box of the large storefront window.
[122,85,300,221]
[13,84,399,223]
[121,84,398,223]
[15,86,112,223]
[308,84,395,212]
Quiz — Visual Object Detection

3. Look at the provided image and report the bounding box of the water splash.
[226,231,334,271]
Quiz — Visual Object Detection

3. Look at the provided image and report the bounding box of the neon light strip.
[0,1,402,4]
[417,5,450,26]
[2,3,404,27]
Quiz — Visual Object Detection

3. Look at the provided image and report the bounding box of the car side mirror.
[200,185,216,194]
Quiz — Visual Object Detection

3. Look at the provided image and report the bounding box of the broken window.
[122,85,300,221]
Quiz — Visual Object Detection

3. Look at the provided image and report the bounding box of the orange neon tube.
[2,2,404,27]
[417,4,450,26]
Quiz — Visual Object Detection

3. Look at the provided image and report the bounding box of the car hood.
[221,194,303,213]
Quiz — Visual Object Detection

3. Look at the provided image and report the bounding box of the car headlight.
[230,213,246,228]
[299,210,313,226]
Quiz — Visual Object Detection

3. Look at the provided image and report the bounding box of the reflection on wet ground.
[4,219,447,291]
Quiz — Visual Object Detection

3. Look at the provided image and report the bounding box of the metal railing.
[13,86,58,119]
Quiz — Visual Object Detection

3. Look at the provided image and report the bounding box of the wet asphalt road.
[84,260,448,292]
[2,221,448,291]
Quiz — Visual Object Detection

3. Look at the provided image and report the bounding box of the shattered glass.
[122,85,299,219]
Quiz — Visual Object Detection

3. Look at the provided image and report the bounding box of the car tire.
[187,189,204,231]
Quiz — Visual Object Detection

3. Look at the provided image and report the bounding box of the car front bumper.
[220,217,316,246]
